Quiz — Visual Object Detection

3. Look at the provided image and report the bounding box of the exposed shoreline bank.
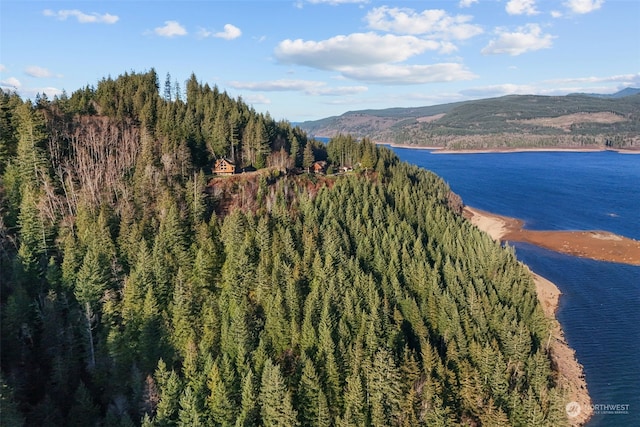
[464,206,594,426]
[463,207,640,266]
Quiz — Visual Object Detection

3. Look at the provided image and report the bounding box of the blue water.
[392,148,640,426]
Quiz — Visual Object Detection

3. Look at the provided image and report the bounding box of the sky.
[1,0,639,122]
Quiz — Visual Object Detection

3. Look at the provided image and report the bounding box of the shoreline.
[375,141,640,155]
[464,206,594,425]
[463,207,640,266]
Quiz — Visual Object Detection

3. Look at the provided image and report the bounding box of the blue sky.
[1,0,639,121]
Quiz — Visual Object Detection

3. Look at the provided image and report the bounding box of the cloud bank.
[43,9,119,24]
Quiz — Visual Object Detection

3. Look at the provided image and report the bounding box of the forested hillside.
[299,91,640,150]
[2,71,567,426]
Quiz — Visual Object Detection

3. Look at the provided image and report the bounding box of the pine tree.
[66,382,101,427]
[207,361,236,426]
[74,233,112,370]
[259,359,299,427]
[367,348,402,427]
[155,362,182,427]
[16,184,48,277]
[297,356,331,427]
[177,387,204,427]
[303,142,315,173]
[14,101,48,190]
[235,369,258,427]
[341,371,366,427]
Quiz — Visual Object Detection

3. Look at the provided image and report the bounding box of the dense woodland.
[1,70,567,426]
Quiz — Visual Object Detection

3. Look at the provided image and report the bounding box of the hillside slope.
[1,74,573,426]
[299,89,640,150]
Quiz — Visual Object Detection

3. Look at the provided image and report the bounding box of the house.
[213,158,237,175]
[312,161,327,174]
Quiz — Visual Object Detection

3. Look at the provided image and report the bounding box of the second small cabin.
[312,161,327,174]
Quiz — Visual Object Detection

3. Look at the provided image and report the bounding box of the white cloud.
[244,94,271,105]
[458,73,639,99]
[506,0,539,15]
[25,66,60,78]
[0,77,22,90]
[364,6,483,40]
[276,32,446,70]
[311,86,369,96]
[551,10,563,18]
[229,79,368,96]
[460,83,535,97]
[482,24,554,56]
[307,0,369,4]
[43,9,118,24]
[339,63,477,85]
[0,76,64,98]
[459,0,478,8]
[544,73,640,86]
[198,24,242,40]
[0,64,6,72]
[34,87,64,98]
[197,28,212,38]
[153,21,187,38]
[564,0,604,14]
[215,24,242,40]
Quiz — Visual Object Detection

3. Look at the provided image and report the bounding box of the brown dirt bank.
[464,207,640,266]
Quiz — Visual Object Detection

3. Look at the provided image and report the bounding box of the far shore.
[373,141,640,154]
[464,206,596,426]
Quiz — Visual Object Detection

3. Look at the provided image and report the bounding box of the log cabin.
[213,158,237,175]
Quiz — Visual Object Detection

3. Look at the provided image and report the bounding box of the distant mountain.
[299,90,640,150]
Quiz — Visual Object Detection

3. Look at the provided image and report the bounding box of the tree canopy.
[1,71,568,426]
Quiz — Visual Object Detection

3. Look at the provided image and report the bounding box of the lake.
[391,148,640,426]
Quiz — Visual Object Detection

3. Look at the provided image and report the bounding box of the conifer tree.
[66,382,101,427]
[154,361,182,427]
[259,359,299,427]
[368,348,402,427]
[303,142,315,173]
[16,184,48,277]
[235,369,259,427]
[298,356,331,427]
[207,361,236,426]
[177,386,204,427]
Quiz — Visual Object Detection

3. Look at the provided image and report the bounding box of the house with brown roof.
[213,158,237,175]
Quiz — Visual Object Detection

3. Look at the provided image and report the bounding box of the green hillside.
[2,72,568,426]
[299,91,640,150]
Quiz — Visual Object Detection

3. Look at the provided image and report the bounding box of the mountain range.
[298,88,640,150]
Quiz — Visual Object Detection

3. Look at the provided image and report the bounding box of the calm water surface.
[392,148,640,426]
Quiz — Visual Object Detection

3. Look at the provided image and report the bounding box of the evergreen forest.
[1,70,568,426]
